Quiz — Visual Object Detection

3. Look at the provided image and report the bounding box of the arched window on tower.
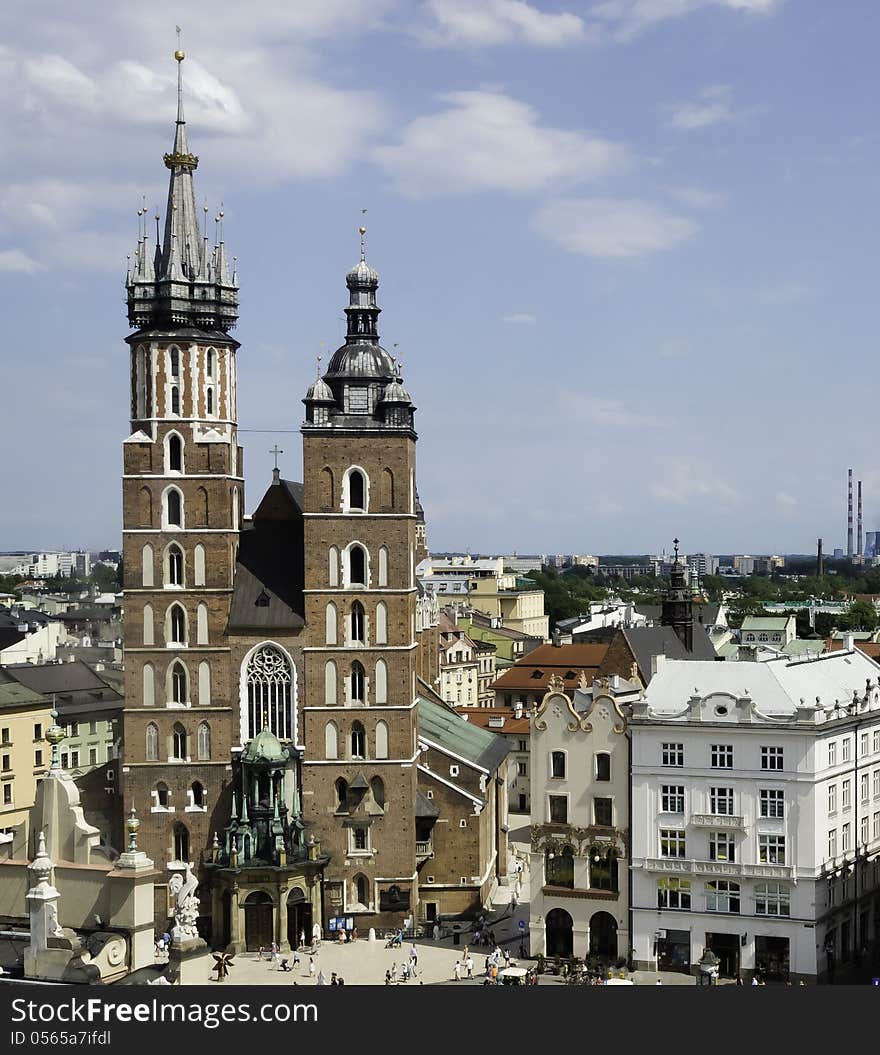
[143,663,155,707]
[375,659,387,704]
[166,543,183,586]
[198,661,210,706]
[321,467,334,511]
[169,347,180,378]
[232,487,240,528]
[143,603,154,646]
[375,719,389,759]
[325,721,339,760]
[155,782,170,809]
[169,661,188,705]
[350,601,365,644]
[329,547,340,587]
[197,721,211,760]
[196,603,208,645]
[206,386,214,416]
[170,385,180,416]
[325,603,337,646]
[347,468,367,512]
[354,874,369,907]
[171,722,187,760]
[371,776,385,809]
[173,822,189,862]
[350,721,366,759]
[194,544,206,586]
[165,488,183,528]
[378,546,388,587]
[335,777,348,809]
[350,661,366,704]
[168,604,186,645]
[325,660,337,706]
[142,544,154,587]
[348,545,367,588]
[375,601,388,644]
[206,348,215,378]
[145,722,159,761]
[167,434,183,473]
[191,781,205,808]
[245,645,293,740]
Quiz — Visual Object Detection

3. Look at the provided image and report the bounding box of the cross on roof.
[269,445,283,469]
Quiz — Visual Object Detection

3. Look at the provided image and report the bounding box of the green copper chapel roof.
[241,725,288,763]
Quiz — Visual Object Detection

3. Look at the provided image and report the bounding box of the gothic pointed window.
[350,601,365,644]
[207,386,214,415]
[191,781,205,808]
[349,545,367,587]
[169,347,180,378]
[197,721,211,760]
[170,661,188,705]
[173,822,189,862]
[351,661,366,704]
[350,721,366,759]
[206,349,215,378]
[155,782,169,808]
[145,722,159,761]
[172,722,187,760]
[348,469,366,511]
[336,777,348,809]
[245,645,293,741]
[168,434,182,472]
[166,488,182,528]
[169,604,186,645]
[167,544,183,586]
[170,385,180,416]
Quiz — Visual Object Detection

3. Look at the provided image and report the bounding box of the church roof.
[229,477,305,631]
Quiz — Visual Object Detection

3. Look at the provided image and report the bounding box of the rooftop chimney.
[858,480,863,558]
[848,469,854,559]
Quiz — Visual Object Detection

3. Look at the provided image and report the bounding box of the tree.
[839,600,878,632]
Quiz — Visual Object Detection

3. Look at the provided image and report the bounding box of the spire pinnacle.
[360,207,367,261]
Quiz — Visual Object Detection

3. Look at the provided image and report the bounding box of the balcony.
[691,813,745,829]
[416,840,433,861]
[644,858,794,880]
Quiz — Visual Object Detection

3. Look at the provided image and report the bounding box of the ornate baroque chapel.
[118,53,505,951]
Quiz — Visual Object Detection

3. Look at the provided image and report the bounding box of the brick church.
[118,52,509,951]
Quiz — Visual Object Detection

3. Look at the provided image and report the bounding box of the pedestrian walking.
[401,962,409,983]
[453,960,461,982]
[270,942,278,962]
[308,956,316,979]
[466,955,474,979]
[317,969,326,986]
[293,950,301,968]
[390,962,397,983]
[257,946,265,961]
[385,969,392,986]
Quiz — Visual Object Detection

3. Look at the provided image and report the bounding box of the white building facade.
[630,651,880,983]
[529,674,640,966]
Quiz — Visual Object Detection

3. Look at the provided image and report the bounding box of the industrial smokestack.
[818,537,824,577]
[848,468,854,559]
[858,480,863,558]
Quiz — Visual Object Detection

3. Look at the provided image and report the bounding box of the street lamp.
[697,947,720,987]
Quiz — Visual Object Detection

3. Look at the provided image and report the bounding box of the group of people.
[384,944,420,984]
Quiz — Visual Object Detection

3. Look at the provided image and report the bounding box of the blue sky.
[1,0,878,555]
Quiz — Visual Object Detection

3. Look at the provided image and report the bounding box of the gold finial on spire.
[175,25,185,62]
[359,208,367,261]
[316,354,322,378]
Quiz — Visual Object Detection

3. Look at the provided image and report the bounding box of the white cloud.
[420,0,589,47]
[590,0,784,41]
[650,458,742,506]
[664,84,735,130]
[532,197,697,258]
[502,312,537,325]
[373,91,628,197]
[0,248,41,274]
[664,184,727,210]
[776,490,798,509]
[570,396,670,428]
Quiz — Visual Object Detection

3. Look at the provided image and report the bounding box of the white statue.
[169,864,200,942]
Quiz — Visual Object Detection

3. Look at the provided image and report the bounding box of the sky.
[1,0,878,556]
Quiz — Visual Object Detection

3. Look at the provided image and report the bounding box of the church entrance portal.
[545,908,573,957]
[286,888,313,950]
[244,891,274,951]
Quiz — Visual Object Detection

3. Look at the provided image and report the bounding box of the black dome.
[326,341,395,380]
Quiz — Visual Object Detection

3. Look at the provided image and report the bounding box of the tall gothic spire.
[126,48,238,332]
[661,538,694,652]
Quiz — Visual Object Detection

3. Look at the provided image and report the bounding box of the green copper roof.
[417,696,510,774]
[242,725,288,763]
